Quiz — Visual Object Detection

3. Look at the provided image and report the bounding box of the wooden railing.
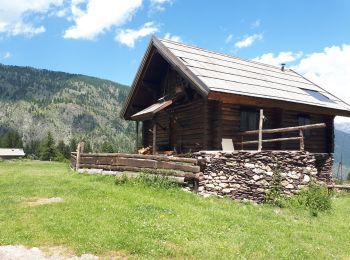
[239,121,326,151]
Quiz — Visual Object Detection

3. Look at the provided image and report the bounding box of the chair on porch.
[221,138,234,152]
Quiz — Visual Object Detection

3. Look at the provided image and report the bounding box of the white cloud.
[291,44,350,122]
[3,52,11,59]
[235,34,262,48]
[164,33,181,42]
[0,0,63,36]
[149,0,173,12]
[253,51,303,66]
[64,0,143,40]
[225,34,233,44]
[115,22,158,48]
[251,19,261,28]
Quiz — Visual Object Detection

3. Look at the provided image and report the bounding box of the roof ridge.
[158,36,289,72]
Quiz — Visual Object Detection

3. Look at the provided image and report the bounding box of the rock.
[198,186,204,192]
[206,184,215,189]
[303,175,310,183]
[222,188,232,194]
[266,171,273,176]
[219,183,229,188]
[286,184,294,189]
[253,175,261,181]
[281,180,289,187]
[244,163,255,168]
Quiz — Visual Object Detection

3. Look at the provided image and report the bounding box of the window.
[298,114,311,137]
[301,88,334,103]
[240,109,258,131]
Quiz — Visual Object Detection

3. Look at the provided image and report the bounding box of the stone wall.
[195,151,333,202]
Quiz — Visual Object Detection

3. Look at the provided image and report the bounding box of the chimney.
[281,63,285,72]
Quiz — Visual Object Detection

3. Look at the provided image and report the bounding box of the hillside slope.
[0,63,134,152]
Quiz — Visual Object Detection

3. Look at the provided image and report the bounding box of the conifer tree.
[40,132,56,161]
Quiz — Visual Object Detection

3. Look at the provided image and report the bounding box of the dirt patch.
[27,197,64,206]
[0,245,98,259]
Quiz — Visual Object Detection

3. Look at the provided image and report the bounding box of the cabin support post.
[152,120,157,155]
[299,129,305,151]
[135,121,139,153]
[258,109,263,151]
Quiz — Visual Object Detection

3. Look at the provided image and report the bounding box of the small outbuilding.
[121,36,350,154]
[0,148,25,159]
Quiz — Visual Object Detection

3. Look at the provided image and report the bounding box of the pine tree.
[69,138,77,153]
[40,132,57,161]
[84,140,92,153]
[101,142,114,153]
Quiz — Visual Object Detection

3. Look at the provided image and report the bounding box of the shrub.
[115,173,130,185]
[288,183,332,217]
[265,168,285,207]
[115,172,178,189]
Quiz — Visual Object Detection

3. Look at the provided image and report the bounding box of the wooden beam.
[258,109,263,151]
[135,121,139,153]
[75,143,81,170]
[208,91,350,117]
[240,136,302,145]
[153,121,157,155]
[241,123,326,136]
[299,129,305,151]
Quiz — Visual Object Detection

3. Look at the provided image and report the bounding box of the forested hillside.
[0,63,134,155]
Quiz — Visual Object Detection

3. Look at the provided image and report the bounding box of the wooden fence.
[71,144,201,183]
[239,111,326,151]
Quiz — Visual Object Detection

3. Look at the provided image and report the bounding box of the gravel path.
[0,245,98,260]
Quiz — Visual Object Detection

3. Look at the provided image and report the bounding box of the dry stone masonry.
[194,151,333,202]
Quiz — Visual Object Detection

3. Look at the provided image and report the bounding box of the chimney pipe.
[281,63,285,72]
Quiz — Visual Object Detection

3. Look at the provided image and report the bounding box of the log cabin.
[121,36,350,154]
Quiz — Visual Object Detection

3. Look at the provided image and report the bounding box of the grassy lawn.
[0,160,350,259]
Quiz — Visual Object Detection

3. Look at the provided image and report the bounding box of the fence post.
[258,109,264,151]
[299,129,305,151]
[75,142,84,171]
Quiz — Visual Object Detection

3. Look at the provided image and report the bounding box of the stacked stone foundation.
[194,151,333,203]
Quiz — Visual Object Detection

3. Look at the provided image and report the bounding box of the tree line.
[0,129,121,161]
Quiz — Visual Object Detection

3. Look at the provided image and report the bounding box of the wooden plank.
[79,153,197,164]
[156,161,201,173]
[113,157,157,168]
[258,109,263,151]
[241,123,326,136]
[153,122,157,155]
[299,129,305,151]
[76,142,81,171]
[240,136,302,145]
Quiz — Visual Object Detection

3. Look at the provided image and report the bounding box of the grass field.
[0,160,350,259]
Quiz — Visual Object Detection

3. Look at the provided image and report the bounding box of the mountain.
[0,63,135,152]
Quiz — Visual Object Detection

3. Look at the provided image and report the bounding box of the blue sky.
[1,0,350,104]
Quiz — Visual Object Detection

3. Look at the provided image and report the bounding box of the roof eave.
[208,91,350,117]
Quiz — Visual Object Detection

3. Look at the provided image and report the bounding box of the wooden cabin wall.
[141,99,207,153]
[209,103,334,153]
[281,110,334,153]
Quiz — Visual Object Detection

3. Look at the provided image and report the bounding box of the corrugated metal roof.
[158,38,350,112]
[0,148,25,157]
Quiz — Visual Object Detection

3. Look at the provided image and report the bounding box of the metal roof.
[0,148,25,157]
[157,37,350,112]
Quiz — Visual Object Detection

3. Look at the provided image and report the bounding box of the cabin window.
[301,88,334,103]
[240,109,258,131]
[298,114,311,137]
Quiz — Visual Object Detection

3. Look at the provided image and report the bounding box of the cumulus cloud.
[235,34,263,48]
[253,51,303,66]
[164,33,181,42]
[251,19,261,28]
[63,0,143,40]
[225,34,233,44]
[115,22,158,48]
[0,0,63,36]
[3,52,11,59]
[149,0,173,12]
[292,44,350,123]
